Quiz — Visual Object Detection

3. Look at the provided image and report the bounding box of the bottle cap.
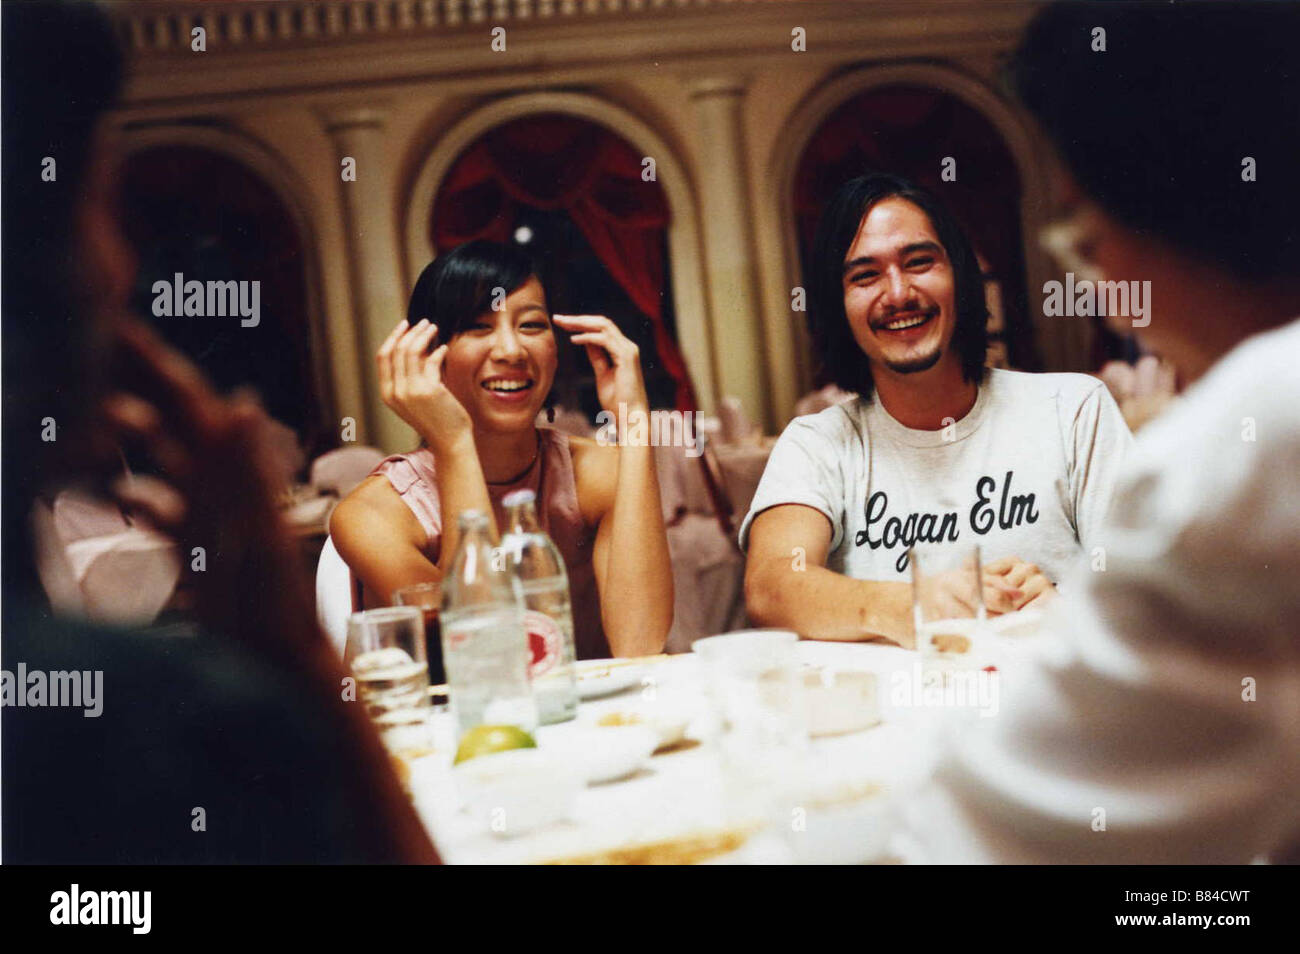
[456,508,489,529]
[502,489,537,508]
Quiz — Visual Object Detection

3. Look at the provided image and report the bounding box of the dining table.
[406,638,1018,864]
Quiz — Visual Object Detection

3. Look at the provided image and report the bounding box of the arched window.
[119,145,327,453]
[793,86,1031,373]
[431,113,694,414]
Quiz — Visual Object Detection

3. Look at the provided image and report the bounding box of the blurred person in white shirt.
[910,0,1300,863]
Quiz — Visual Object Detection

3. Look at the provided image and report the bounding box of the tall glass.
[392,581,445,686]
[345,606,435,758]
[693,630,808,832]
[908,542,988,659]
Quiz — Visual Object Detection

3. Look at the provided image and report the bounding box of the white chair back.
[315,536,355,657]
[309,446,386,498]
[38,491,180,625]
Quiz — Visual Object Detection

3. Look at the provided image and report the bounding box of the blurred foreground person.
[1,1,438,863]
[912,1,1300,862]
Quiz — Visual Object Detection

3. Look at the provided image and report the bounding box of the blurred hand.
[553,314,649,415]
[377,319,473,452]
[99,320,314,661]
[100,318,442,863]
[1098,356,1178,432]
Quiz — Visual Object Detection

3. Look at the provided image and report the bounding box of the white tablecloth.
[409,640,1006,864]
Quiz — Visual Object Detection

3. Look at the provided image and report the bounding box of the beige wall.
[109,0,1069,453]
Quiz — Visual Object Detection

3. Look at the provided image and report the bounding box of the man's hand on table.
[984,556,1057,611]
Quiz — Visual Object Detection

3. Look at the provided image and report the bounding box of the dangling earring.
[546,406,556,424]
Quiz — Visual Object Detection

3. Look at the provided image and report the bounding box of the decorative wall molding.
[118,1,804,55]
[111,1,1042,111]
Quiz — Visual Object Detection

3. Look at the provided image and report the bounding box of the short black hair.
[1008,1,1300,282]
[806,172,988,395]
[408,240,559,411]
[409,239,545,343]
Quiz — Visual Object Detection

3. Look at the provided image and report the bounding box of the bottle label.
[523,610,561,678]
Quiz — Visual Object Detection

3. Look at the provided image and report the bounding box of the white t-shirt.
[911,318,1300,863]
[739,369,1133,585]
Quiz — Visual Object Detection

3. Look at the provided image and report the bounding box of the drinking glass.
[345,606,435,758]
[693,630,808,831]
[908,543,989,658]
[392,581,446,687]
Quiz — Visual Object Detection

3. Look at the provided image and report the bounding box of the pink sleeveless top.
[370,427,609,660]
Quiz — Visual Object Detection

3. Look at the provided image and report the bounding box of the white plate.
[575,663,643,700]
[539,725,657,784]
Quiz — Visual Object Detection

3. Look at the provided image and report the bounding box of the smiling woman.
[328,240,673,662]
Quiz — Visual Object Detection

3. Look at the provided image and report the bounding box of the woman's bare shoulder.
[330,474,423,548]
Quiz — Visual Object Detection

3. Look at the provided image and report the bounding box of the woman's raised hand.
[553,314,649,415]
[377,319,473,452]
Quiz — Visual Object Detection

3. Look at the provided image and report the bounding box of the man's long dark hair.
[806,172,988,396]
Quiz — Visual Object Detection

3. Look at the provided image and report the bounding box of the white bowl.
[539,725,658,784]
[453,749,580,837]
[803,670,881,736]
[589,705,692,750]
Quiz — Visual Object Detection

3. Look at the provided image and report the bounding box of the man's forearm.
[746,561,914,646]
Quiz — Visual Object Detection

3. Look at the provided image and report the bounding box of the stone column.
[687,76,770,430]
[320,104,411,452]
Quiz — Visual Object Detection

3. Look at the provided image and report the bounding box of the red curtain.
[433,114,695,409]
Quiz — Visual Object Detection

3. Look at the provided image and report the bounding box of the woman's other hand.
[553,314,650,415]
[377,318,473,452]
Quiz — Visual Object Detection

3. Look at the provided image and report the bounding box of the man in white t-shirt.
[741,173,1131,646]
[908,1,1300,863]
